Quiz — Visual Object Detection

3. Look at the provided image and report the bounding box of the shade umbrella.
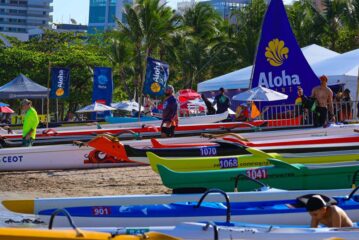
[111,100,144,112]
[0,106,14,113]
[76,102,116,113]
[0,102,9,107]
[177,89,201,103]
[232,86,288,102]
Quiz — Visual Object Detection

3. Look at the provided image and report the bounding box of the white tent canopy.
[311,48,359,100]
[76,102,116,113]
[197,44,340,92]
[111,100,144,112]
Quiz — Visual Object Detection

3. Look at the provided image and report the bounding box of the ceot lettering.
[2,156,23,163]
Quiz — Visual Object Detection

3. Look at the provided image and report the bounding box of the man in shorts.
[311,75,335,127]
[161,85,178,138]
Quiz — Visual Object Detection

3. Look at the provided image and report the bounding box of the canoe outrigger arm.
[201,133,249,142]
[194,189,231,223]
[234,173,270,192]
[48,209,84,237]
[268,158,301,170]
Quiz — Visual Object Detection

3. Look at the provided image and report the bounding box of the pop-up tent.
[0,74,49,99]
[197,44,340,92]
[311,48,359,100]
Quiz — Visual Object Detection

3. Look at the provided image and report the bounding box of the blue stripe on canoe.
[38,197,359,218]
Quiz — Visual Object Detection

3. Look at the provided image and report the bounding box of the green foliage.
[1,0,358,120]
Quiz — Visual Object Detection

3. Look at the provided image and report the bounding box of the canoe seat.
[296,194,337,208]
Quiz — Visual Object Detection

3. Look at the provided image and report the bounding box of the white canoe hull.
[7,189,352,227]
[94,222,359,240]
[0,144,138,171]
[40,206,359,228]
[29,189,351,213]
[1,112,229,136]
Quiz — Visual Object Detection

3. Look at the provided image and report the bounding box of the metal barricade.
[257,100,359,130]
[259,103,314,129]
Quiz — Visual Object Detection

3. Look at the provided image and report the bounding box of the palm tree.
[117,0,178,99]
[320,0,349,50]
[173,3,223,89]
[287,0,326,47]
[221,0,267,68]
[105,31,135,100]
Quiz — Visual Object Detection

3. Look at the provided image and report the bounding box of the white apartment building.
[0,0,53,41]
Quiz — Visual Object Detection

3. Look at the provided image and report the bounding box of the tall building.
[0,0,53,41]
[177,0,195,14]
[200,0,249,20]
[312,0,324,12]
[88,0,132,34]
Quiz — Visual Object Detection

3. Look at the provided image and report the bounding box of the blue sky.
[53,0,180,24]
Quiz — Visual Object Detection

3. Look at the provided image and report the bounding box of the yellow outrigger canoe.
[0,228,179,240]
[147,148,359,173]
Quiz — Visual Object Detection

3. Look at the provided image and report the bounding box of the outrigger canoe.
[0,228,177,240]
[4,188,359,227]
[4,188,353,216]
[0,144,140,172]
[157,159,359,192]
[152,133,359,152]
[88,222,359,240]
[146,149,359,172]
[87,135,359,164]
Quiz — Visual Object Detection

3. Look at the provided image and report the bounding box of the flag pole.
[46,61,51,128]
[355,67,359,119]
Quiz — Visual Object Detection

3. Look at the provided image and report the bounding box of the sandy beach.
[0,165,169,226]
[0,165,170,198]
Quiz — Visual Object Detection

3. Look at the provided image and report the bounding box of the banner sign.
[143,57,169,97]
[250,0,320,106]
[50,67,70,98]
[92,67,113,105]
[92,67,113,119]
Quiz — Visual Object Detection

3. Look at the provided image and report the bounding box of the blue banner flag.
[92,67,113,119]
[143,57,169,97]
[250,0,320,105]
[92,67,113,105]
[50,67,70,98]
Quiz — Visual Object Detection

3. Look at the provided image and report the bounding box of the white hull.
[0,112,229,136]
[94,222,359,240]
[31,188,350,212]
[0,144,138,171]
[25,189,353,227]
[43,207,359,228]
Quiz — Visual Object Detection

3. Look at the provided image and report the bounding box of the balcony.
[0,3,53,11]
[0,20,49,27]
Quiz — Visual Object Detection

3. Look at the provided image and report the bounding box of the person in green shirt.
[21,99,39,147]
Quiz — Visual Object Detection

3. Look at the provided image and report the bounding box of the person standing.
[201,94,215,115]
[143,94,155,116]
[311,75,335,127]
[212,87,231,114]
[340,88,352,121]
[21,99,39,147]
[161,85,178,138]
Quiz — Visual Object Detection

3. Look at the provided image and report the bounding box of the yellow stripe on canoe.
[147,148,359,173]
[0,228,181,240]
[2,200,34,214]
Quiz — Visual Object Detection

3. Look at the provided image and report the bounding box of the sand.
[0,166,170,199]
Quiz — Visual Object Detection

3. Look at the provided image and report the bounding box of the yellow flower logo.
[150,82,161,93]
[265,39,289,67]
[56,88,64,96]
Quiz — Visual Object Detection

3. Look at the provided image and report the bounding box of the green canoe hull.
[157,160,359,192]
